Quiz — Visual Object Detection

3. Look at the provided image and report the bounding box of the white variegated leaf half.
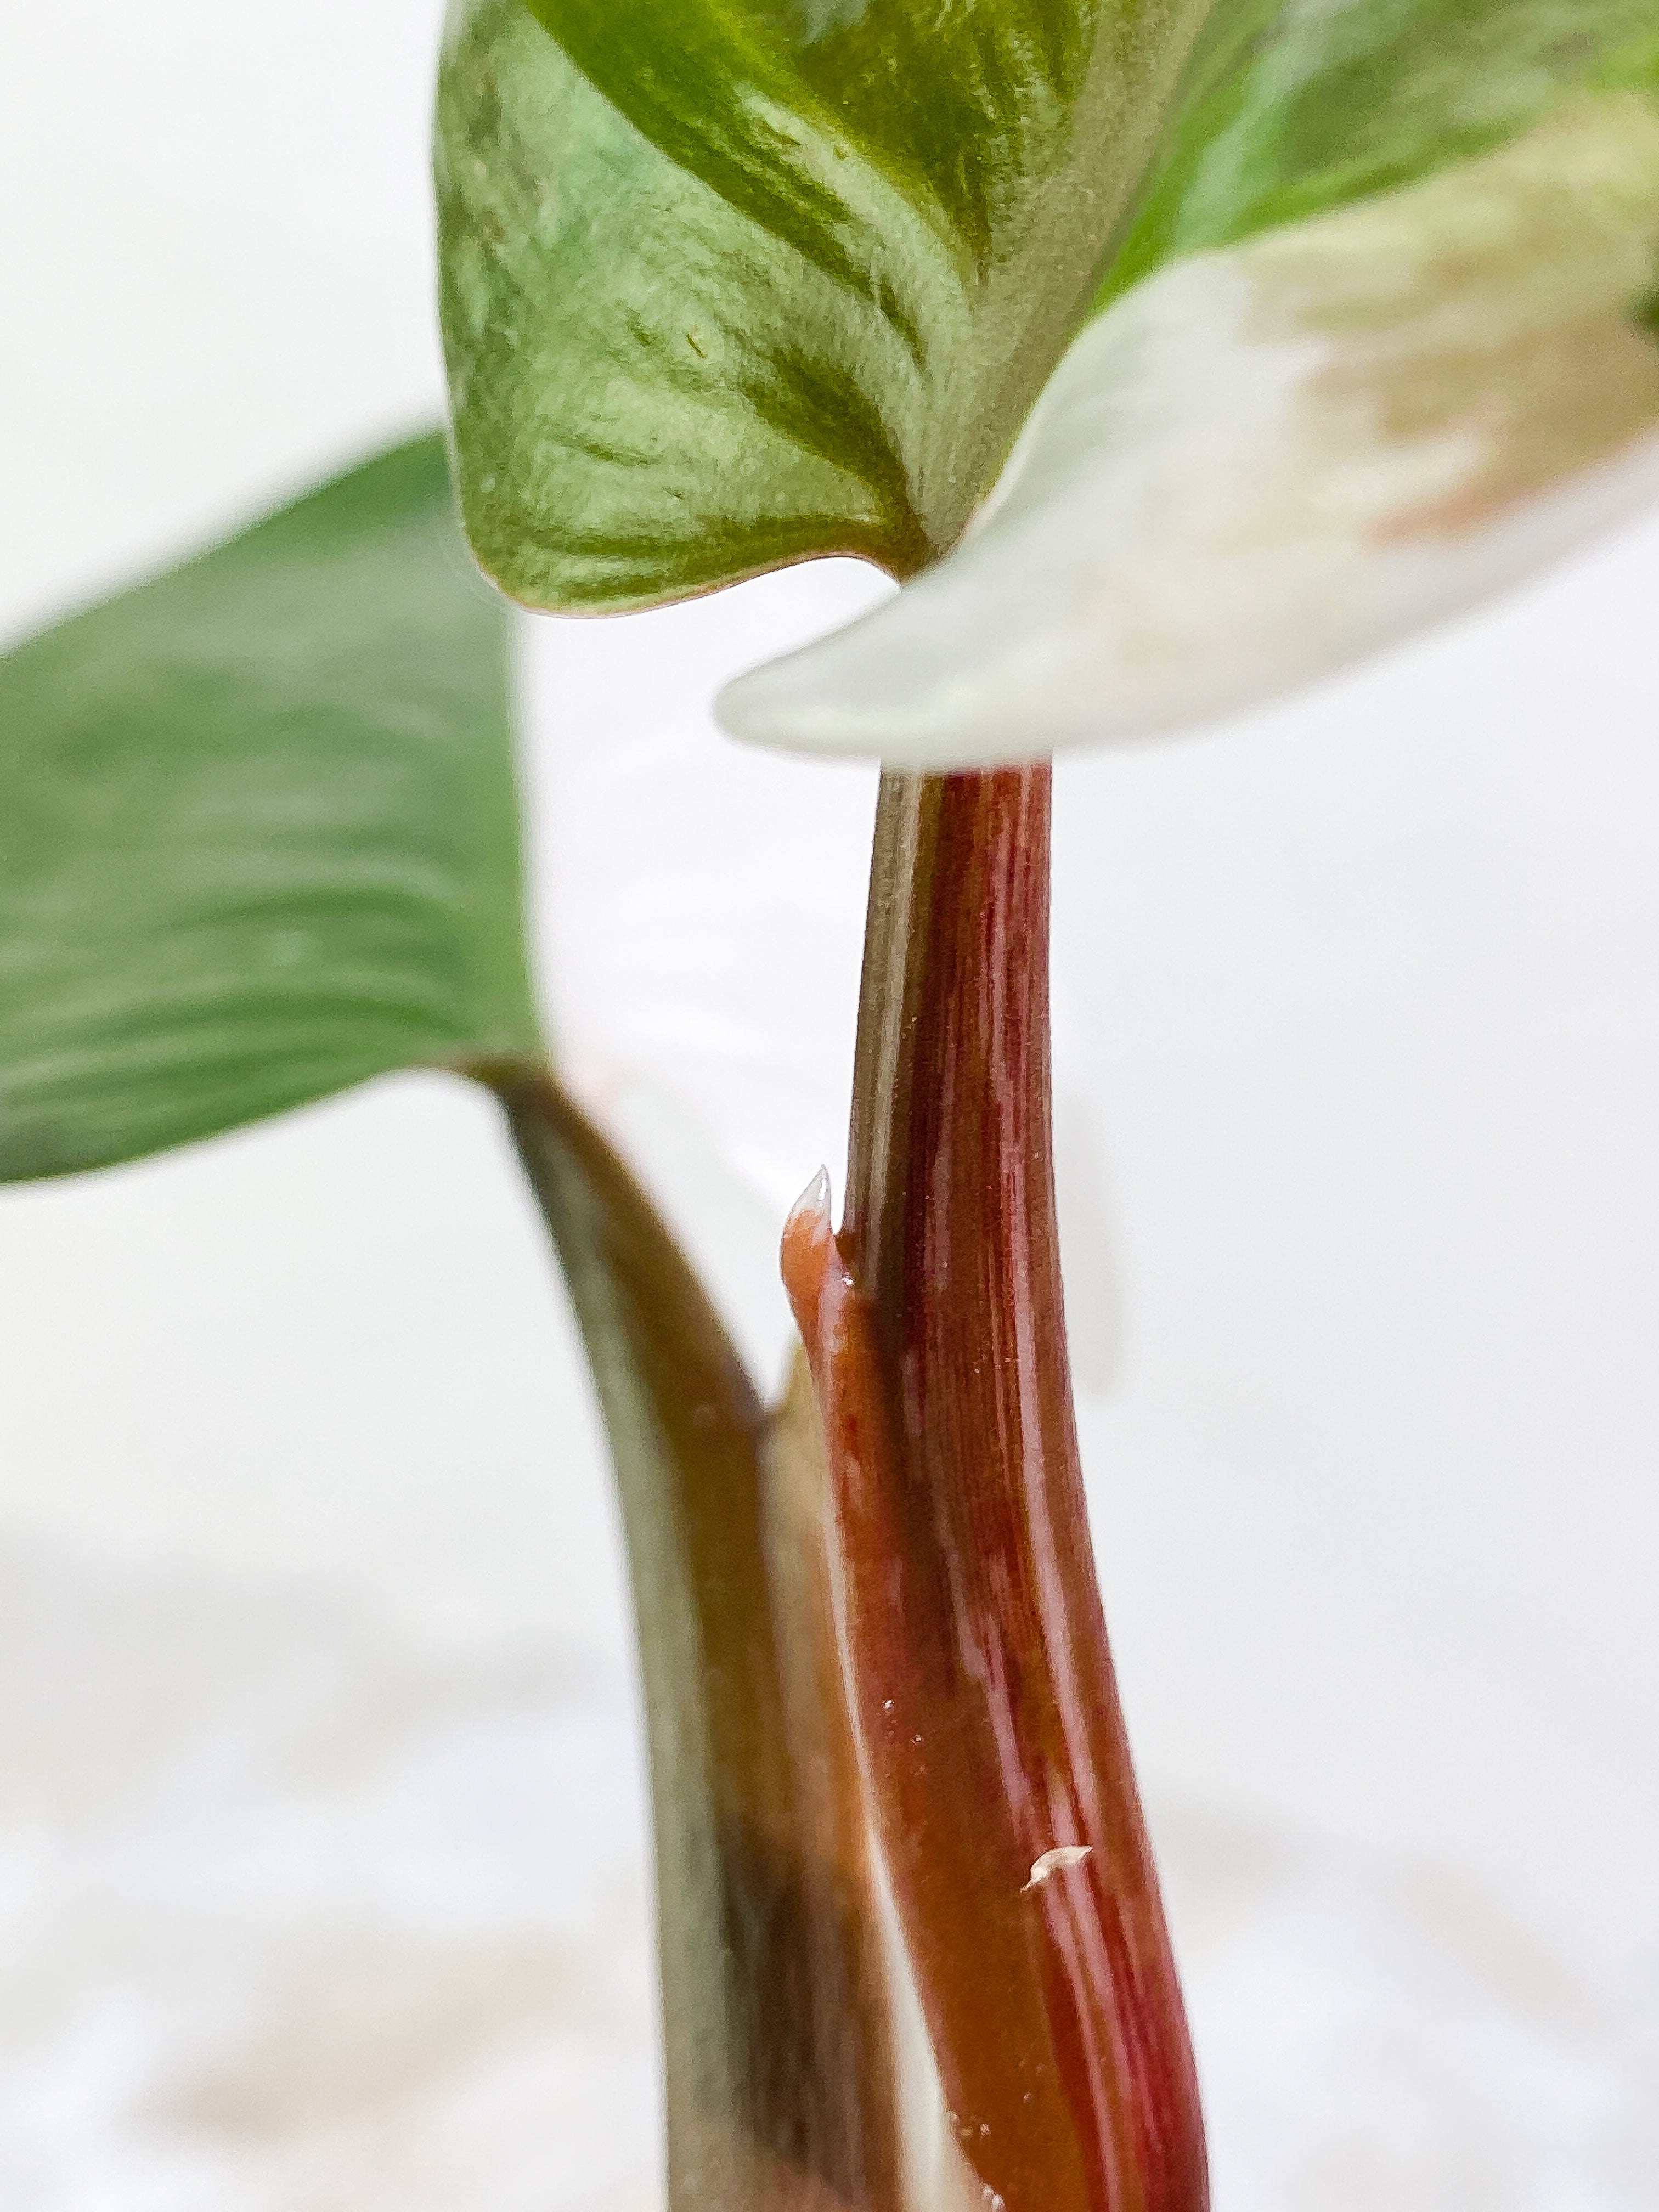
[719,97,1659,768]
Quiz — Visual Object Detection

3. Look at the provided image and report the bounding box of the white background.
[2,0,1656,2059]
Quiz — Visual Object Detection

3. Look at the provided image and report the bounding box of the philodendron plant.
[5,4,1658,2208]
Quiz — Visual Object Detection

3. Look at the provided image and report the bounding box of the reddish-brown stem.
[785,768,1207,2212]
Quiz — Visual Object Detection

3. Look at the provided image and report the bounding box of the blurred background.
[2,5,1656,2205]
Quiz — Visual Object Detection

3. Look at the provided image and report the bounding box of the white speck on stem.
[1022,1843,1093,1892]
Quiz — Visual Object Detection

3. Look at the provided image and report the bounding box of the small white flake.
[1022,1844,1093,1892]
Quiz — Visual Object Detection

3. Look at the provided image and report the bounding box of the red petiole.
[786,767,1207,2212]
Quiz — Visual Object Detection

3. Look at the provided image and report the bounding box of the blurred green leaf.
[0,435,539,1181]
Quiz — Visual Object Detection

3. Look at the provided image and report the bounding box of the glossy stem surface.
[785,769,1207,2212]
[499,1068,903,2212]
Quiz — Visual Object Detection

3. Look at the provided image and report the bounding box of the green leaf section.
[437,0,1211,611]
[0,435,539,1182]
[523,0,1105,281]
[1099,0,1659,307]
[438,0,938,610]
